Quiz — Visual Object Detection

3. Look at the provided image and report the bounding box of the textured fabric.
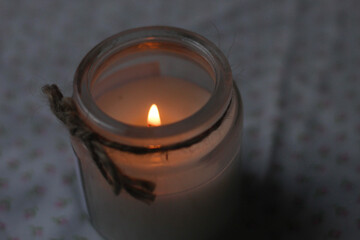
[1,0,360,239]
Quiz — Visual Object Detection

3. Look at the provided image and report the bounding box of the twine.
[42,84,231,204]
[42,84,156,204]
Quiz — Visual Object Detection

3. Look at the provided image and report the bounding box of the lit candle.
[71,26,243,240]
[95,74,210,126]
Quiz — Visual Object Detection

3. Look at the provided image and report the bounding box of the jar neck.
[73,26,233,147]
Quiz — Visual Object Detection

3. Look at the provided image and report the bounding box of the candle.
[71,26,243,240]
[95,75,210,126]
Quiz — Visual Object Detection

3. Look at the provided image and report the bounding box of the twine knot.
[42,84,156,204]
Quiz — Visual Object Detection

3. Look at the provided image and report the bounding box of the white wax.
[73,129,242,240]
[73,76,242,239]
[95,76,211,126]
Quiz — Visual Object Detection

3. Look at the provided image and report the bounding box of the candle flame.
[147,104,161,127]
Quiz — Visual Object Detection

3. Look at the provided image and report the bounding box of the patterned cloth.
[1,0,359,239]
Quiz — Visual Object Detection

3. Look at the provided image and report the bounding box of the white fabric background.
[1,0,360,239]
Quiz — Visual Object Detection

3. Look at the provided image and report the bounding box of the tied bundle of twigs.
[42,84,156,204]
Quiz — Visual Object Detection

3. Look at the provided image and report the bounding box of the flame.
[147,104,161,127]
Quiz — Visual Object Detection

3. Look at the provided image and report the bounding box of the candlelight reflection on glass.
[71,26,243,240]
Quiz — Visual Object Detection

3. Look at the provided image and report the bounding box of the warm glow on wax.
[147,104,161,127]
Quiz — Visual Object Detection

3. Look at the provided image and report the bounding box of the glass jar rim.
[73,26,233,147]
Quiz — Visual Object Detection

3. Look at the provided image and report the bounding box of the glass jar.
[72,26,243,240]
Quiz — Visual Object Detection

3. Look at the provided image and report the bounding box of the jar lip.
[73,26,232,147]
